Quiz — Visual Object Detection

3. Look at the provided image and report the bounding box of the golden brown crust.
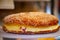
[3,12,58,26]
[3,26,60,34]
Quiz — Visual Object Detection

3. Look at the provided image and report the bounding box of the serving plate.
[0,27,60,39]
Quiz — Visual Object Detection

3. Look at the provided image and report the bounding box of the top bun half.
[3,12,58,27]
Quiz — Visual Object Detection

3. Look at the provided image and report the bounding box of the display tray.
[0,27,60,38]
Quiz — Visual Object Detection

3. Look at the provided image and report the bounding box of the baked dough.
[3,12,59,34]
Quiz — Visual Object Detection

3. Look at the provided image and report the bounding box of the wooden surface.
[37,38,55,40]
[16,38,55,40]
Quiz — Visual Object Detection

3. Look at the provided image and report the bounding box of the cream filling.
[4,24,59,32]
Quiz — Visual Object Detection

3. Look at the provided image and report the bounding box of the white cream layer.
[4,24,59,32]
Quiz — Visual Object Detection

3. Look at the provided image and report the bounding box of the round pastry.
[3,12,59,34]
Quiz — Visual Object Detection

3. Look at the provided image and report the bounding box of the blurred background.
[0,0,60,40]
